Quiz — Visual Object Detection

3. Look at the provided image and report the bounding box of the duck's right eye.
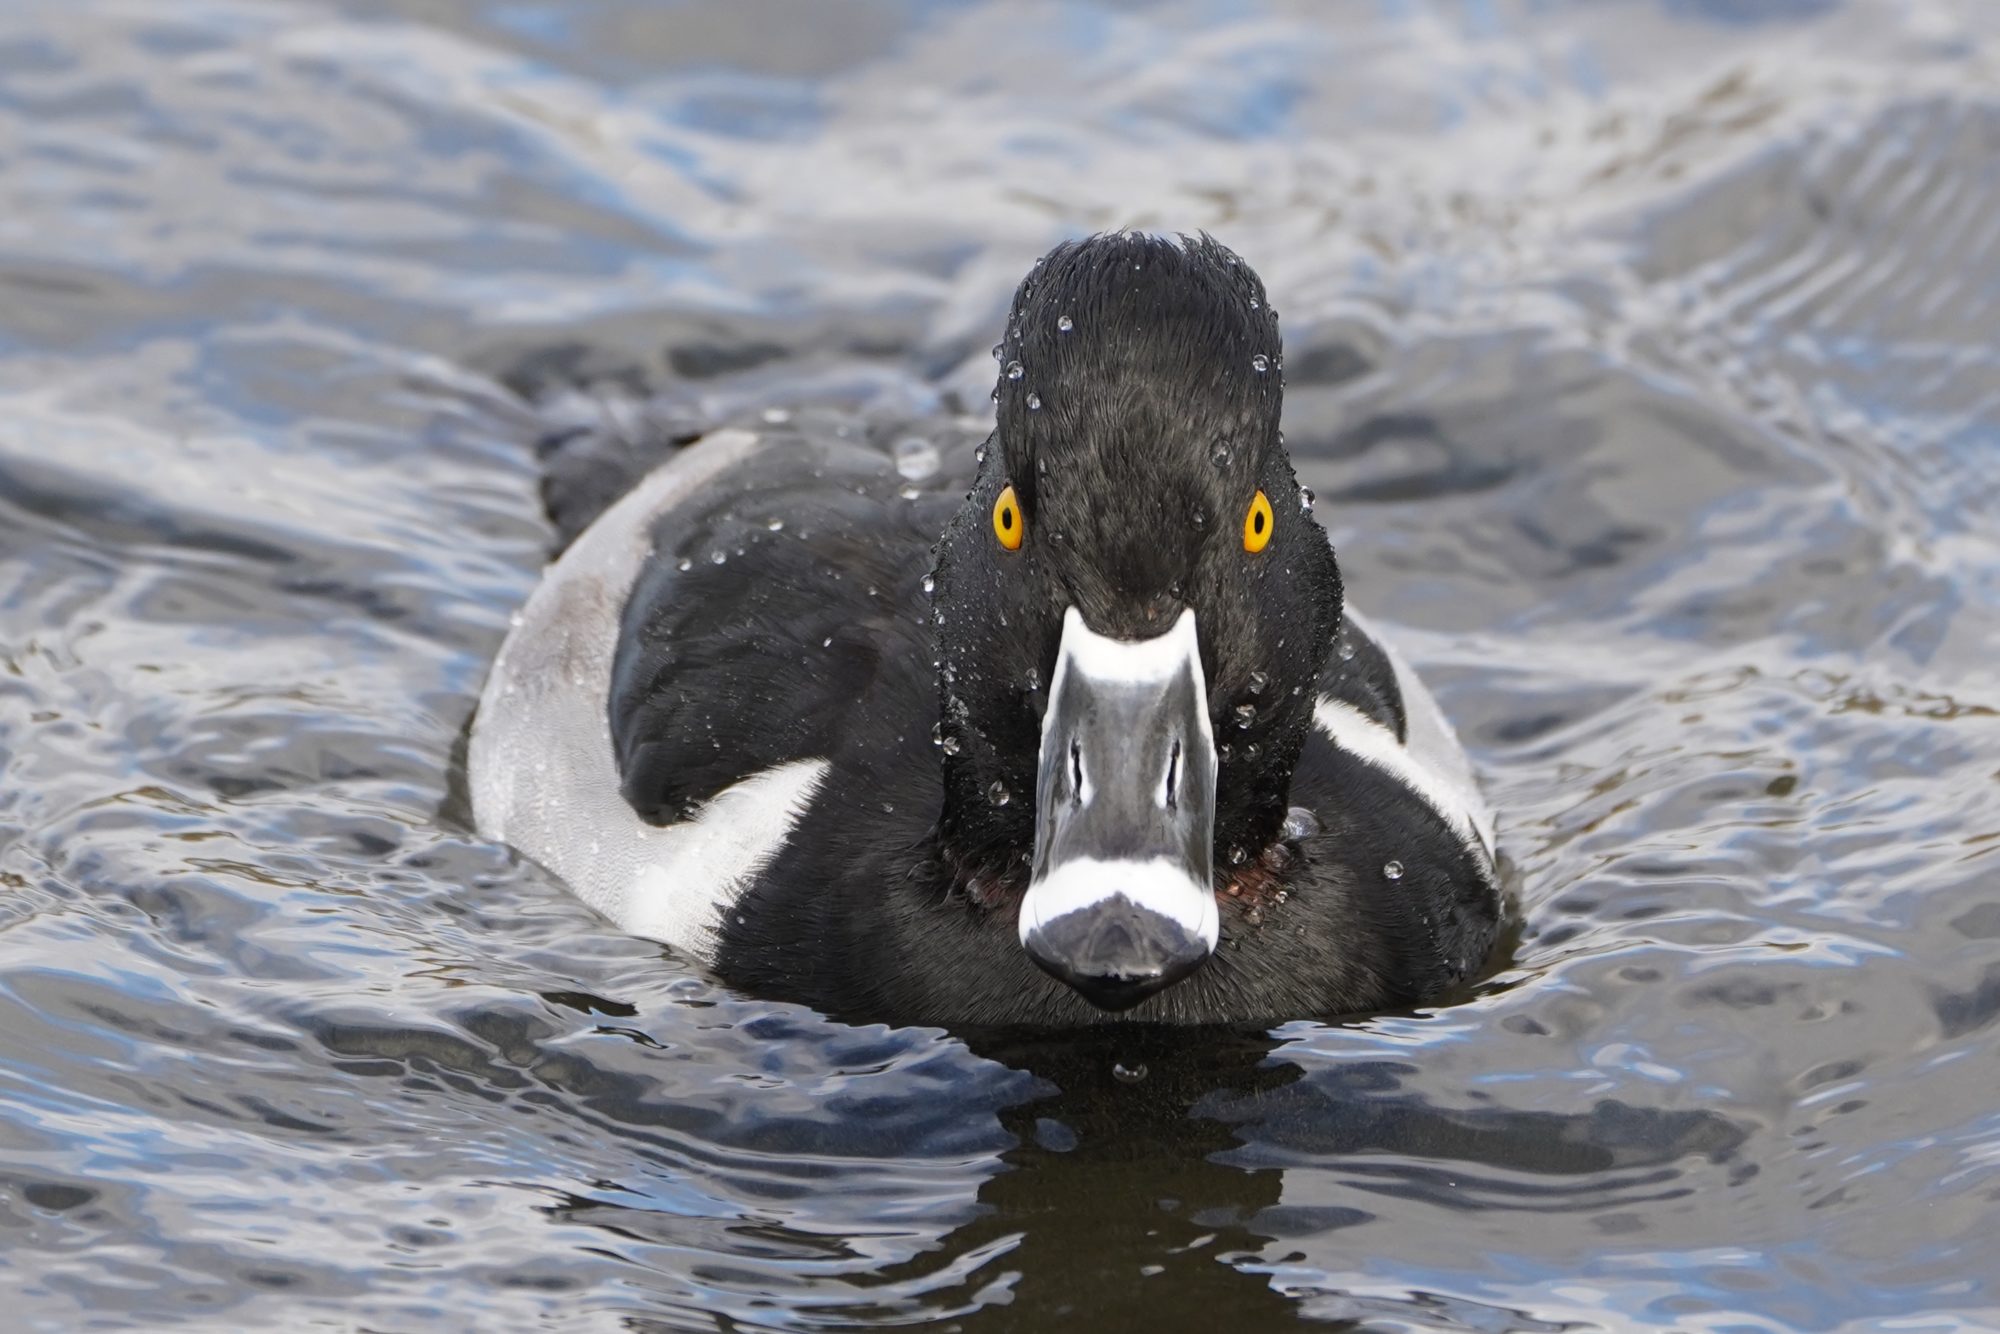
[993,484,1024,551]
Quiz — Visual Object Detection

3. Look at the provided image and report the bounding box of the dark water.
[2,1,1998,1328]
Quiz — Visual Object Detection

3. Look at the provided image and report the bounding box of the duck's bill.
[1019,607,1218,1011]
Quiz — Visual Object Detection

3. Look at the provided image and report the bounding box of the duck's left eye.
[993,484,1024,551]
[1243,490,1274,553]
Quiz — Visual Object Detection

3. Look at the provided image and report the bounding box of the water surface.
[2,1,1998,1328]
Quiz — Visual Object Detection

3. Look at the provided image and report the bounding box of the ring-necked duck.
[470,232,1500,1026]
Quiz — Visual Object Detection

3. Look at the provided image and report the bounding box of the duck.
[469,232,1501,1026]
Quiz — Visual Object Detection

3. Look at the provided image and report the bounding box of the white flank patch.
[469,429,821,962]
[1312,694,1495,868]
[1019,856,1220,950]
[624,759,828,952]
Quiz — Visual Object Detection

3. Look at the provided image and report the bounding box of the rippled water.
[2,1,1998,1328]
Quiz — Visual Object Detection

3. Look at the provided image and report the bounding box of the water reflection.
[2,0,2000,1328]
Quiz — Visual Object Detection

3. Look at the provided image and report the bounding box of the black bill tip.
[1023,897,1212,1011]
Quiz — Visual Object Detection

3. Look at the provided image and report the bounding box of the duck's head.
[930,233,1343,1013]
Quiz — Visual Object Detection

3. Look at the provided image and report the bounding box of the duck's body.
[471,234,1500,1026]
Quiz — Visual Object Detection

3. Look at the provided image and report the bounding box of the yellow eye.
[993,484,1024,550]
[1243,490,1274,553]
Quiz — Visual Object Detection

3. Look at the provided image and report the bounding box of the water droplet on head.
[677,557,693,571]
[974,444,988,464]
[1249,298,1259,310]
[941,734,961,756]
[921,574,936,596]
[1247,670,1268,695]
[1112,1061,1147,1084]
[1282,806,1321,842]
[761,406,791,424]
[991,342,1005,361]
[1228,846,1248,866]
[931,721,944,746]
[1006,360,1024,381]
[710,550,727,565]
[1023,667,1040,691]
[899,484,921,500]
[1298,486,1315,513]
[1339,640,1356,662]
[1191,507,1206,529]
[893,436,940,481]
[1251,354,1270,373]
[767,517,785,531]
[1026,392,1042,411]
[987,781,1011,807]
[1057,314,1074,332]
[1383,860,1405,881]
[1210,443,1230,468]
[1233,703,1256,728]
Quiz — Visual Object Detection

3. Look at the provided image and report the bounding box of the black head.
[928,233,1344,1012]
